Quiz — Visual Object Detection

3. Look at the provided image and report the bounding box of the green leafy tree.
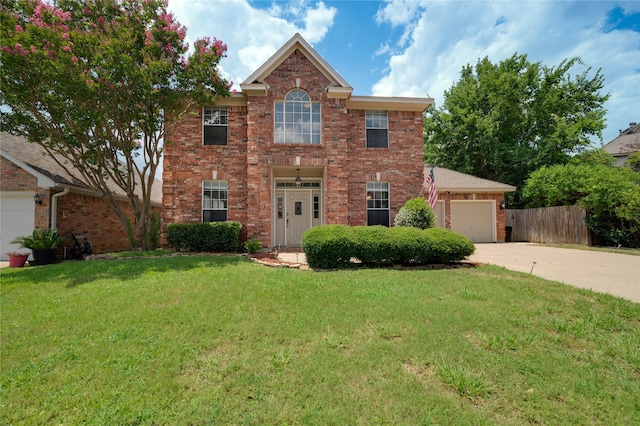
[523,164,640,247]
[424,54,609,200]
[570,148,615,167]
[394,197,435,229]
[624,151,640,172]
[1,0,230,249]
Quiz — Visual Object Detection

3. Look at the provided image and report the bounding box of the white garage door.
[450,201,495,243]
[1,193,35,260]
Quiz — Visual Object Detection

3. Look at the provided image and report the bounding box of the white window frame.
[203,106,228,145]
[202,180,228,222]
[365,110,389,148]
[366,181,390,226]
[274,89,321,144]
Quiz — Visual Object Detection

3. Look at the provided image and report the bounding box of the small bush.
[244,238,262,254]
[301,225,474,269]
[166,222,242,252]
[394,197,435,229]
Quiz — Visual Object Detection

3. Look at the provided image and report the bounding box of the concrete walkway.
[279,243,639,303]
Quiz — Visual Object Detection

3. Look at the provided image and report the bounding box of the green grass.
[539,243,640,256]
[2,256,639,424]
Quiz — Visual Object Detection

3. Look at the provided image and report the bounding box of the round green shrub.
[394,197,436,229]
[244,238,262,254]
[423,228,475,263]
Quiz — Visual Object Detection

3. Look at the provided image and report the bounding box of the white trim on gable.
[240,33,353,95]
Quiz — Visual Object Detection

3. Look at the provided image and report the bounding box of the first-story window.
[366,182,389,226]
[203,106,228,145]
[203,180,228,222]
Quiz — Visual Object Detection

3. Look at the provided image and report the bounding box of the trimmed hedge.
[301,225,475,269]
[166,222,242,252]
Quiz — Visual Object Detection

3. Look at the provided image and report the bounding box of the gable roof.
[0,132,162,205]
[236,33,433,111]
[425,165,517,193]
[241,33,352,97]
[603,121,640,158]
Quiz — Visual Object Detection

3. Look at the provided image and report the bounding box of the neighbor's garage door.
[1,193,35,260]
[450,200,495,243]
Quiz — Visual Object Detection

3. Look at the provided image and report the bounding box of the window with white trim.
[203,180,228,222]
[275,89,321,144]
[366,182,390,226]
[366,110,388,148]
[203,106,228,145]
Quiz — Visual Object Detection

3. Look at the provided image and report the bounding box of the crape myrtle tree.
[424,54,609,205]
[1,0,230,249]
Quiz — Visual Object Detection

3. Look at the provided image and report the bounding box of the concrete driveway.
[469,243,640,303]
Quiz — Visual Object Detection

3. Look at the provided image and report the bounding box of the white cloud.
[169,0,336,88]
[372,0,640,143]
[375,0,427,26]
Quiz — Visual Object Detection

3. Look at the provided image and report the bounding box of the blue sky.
[169,0,640,145]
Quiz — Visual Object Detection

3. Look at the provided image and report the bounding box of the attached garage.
[0,193,35,260]
[424,165,516,243]
[450,200,495,243]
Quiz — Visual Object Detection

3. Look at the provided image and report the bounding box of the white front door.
[286,191,311,246]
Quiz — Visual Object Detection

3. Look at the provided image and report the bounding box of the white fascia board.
[347,96,434,112]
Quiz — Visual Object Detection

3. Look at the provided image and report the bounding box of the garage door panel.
[450,201,495,243]
[1,194,35,260]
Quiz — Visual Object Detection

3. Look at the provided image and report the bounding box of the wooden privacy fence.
[505,205,591,245]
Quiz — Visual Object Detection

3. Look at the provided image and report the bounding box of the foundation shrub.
[301,225,355,269]
[424,228,476,263]
[302,225,474,269]
[166,222,242,252]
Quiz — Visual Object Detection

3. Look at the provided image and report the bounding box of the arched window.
[274,89,321,144]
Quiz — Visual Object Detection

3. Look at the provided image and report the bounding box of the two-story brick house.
[163,34,432,248]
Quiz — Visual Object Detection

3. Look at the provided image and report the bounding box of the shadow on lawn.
[1,255,248,288]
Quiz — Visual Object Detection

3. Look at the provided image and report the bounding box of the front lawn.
[1,256,638,424]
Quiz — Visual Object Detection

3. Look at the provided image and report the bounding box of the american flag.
[426,167,438,209]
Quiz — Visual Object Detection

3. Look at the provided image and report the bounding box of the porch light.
[33,194,42,205]
[295,169,302,187]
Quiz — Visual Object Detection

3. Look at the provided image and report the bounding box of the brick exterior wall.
[1,156,158,256]
[163,48,425,248]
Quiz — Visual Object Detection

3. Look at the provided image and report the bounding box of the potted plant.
[10,228,65,265]
[6,251,29,268]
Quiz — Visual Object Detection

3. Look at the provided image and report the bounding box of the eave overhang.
[347,96,434,112]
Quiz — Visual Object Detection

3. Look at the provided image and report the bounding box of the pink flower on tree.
[71,56,78,64]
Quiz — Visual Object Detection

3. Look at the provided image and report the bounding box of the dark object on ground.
[70,232,92,260]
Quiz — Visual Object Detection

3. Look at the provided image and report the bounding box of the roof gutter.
[50,187,69,230]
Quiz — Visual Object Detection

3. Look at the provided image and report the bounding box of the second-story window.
[366,110,388,148]
[275,89,321,144]
[203,106,228,145]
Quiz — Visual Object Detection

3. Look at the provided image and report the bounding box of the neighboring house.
[426,165,516,243]
[603,121,640,166]
[0,133,162,260]
[163,34,433,248]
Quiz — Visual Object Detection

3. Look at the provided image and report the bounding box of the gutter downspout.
[51,187,70,230]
